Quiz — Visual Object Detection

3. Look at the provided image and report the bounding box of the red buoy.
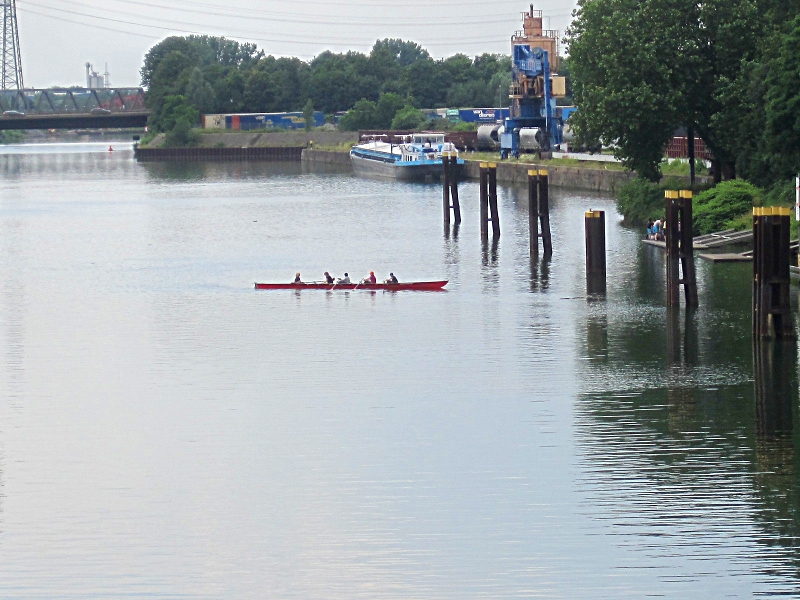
[108,146,113,152]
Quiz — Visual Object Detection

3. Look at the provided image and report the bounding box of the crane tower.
[0,0,22,89]
[500,5,566,158]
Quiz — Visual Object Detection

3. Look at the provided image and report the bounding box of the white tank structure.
[519,127,545,151]
[562,123,575,143]
[477,124,504,149]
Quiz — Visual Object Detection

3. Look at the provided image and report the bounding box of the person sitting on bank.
[324,271,334,284]
[337,272,350,284]
[361,271,377,285]
[294,272,302,283]
[646,220,654,240]
[385,272,399,284]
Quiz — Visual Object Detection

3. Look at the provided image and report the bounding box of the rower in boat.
[385,272,399,284]
[324,271,334,284]
[294,272,302,283]
[361,271,377,285]
[337,273,350,284]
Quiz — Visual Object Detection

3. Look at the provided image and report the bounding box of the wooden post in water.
[538,170,552,257]
[442,152,451,227]
[488,163,500,238]
[753,206,794,339]
[449,156,461,224]
[665,190,698,306]
[528,170,539,257]
[479,162,489,241]
[585,210,606,295]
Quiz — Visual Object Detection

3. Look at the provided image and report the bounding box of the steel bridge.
[0,88,150,129]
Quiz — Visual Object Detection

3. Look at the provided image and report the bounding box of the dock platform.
[698,253,752,262]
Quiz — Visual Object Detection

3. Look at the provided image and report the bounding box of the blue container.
[224,112,325,130]
[457,108,510,123]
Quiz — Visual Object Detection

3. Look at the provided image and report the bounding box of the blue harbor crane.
[500,5,566,159]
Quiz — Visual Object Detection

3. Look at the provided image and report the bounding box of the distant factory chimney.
[85,62,108,88]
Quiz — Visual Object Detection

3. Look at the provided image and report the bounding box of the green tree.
[404,59,447,108]
[141,37,198,87]
[763,15,800,179]
[243,61,275,112]
[303,99,315,130]
[371,38,430,66]
[374,92,406,128]
[164,117,201,147]
[390,104,426,130]
[158,95,200,133]
[566,0,762,180]
[339,98,377,131]
[184,67,215,116]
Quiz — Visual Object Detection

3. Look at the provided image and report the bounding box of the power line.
[93,0,529,27]
[24,0,533,45]
[19,6,164,39]
[34,0,552,30]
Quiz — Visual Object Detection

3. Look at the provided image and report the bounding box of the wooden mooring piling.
[753,206,794,340]
[585,210,606,295]
[479,162,500,240]
[527,169,553,257]
[442,153,461,227]
[665,190,698,306]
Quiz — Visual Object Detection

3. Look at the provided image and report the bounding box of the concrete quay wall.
[301,148,352,168]
[299,150,711,192]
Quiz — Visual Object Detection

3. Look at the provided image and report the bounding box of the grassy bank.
[464,151,627,172]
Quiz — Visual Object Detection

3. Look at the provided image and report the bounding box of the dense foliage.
[142,35,512,133]
[615,179,685,226]
[566,0,800,183]
[615,177,766,236]
[692,181,762,235]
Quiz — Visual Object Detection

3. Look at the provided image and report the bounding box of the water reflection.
[528,256,550,292]
[754,341,795,439]
[666,306,699,366]
[585,310,608,362]
[5,148,800,596]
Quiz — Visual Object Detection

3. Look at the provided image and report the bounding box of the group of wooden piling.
[442,158,554,254]
[479,162,500,240]
[443,155,797,342]
[528,169,553,257]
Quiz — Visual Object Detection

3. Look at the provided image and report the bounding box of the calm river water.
[0,143,798,598]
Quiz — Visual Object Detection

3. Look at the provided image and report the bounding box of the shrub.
[692,180,762,235]
[164,117,201,147]
[615,178,685,225]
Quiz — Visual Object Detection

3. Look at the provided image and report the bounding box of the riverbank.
[142,130,357,149]
[136,137,709,193]
[300,149,710,193]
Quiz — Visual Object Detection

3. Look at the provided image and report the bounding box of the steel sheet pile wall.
[134,146,305,162]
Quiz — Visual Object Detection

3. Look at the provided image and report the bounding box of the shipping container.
[203,111,325,130]
[456,108,510,123]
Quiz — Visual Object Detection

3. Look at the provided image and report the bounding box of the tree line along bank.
[141,35,518,137]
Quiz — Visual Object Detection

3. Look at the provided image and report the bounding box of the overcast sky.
[16,0,579,88]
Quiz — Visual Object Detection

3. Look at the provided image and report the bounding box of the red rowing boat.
[254,280,448,291]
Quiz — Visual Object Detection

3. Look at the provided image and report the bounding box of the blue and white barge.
[350,133,464,181]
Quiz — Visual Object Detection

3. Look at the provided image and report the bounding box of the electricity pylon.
[1,0,22,89]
